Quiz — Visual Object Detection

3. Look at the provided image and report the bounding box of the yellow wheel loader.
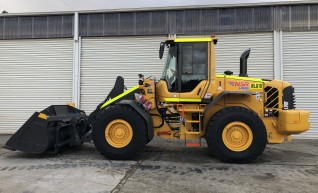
[5,36,310,163]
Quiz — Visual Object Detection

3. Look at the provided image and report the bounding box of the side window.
[161,44,178,92]
[179,43,207,93]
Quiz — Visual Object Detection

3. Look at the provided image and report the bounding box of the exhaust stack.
[239,48,251,77]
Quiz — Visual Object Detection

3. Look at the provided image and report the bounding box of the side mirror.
[159,42,165,59]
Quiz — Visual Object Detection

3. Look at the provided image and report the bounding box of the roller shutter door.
[283,31,318,139]
[80,36,166,113]
[80,34,274,113]
[0,39,73,134]
[215,33,274,79]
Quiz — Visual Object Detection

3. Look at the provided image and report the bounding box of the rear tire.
[93,105,148,160]
[206,106,267,163]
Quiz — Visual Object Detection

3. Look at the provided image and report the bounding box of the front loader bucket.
[5,112,49,153]
[5,105,87,154]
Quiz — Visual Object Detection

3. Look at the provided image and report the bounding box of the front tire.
[206,106,267,163]
[93,105,148,160]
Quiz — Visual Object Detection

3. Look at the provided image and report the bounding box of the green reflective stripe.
[216,74,225,78]
[165,98,202,103]
[216,74,264,82]
[100,85,139,109]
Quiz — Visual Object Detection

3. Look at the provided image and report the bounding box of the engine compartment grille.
[283,86,296,110]
[264,86,279,109]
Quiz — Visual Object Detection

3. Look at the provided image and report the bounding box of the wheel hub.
[105,119,133,148]
[231,130,243,141]
[222,121,253,152]
[115,128,124,138]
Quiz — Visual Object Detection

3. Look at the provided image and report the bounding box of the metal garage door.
[0,39,73,134]
[283,31,318,139]
[80,36,166,113]
[80,34,274,113]
[215,33,274,79]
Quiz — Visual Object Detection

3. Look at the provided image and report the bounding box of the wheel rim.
[222,121,253,152]
[105,119,133,148]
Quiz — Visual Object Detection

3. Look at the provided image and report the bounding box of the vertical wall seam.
[73,12,80,108]
[78,36,82,109]
[280,30,283,81]
[308,5,311,31]
[274,30,283,80]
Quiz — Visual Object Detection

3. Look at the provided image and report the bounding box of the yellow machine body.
[139,37,310,144]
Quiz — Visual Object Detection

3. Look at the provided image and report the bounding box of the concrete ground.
[0,135,317,193]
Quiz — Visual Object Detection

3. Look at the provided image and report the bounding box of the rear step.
[176,104,204,147]
[185,131,201,147]
[185,142,201,147]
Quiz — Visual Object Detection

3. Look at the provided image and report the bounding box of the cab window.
[161,44,177,92]
[179,43,208,93]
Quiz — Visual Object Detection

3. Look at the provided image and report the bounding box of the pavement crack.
[111,139,169,193]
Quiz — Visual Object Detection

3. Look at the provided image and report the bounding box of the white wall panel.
[81,34,274,113]
[80,36,166,113]
[283,31,318,138]
[0,39,73,133]
[215,33,274,79]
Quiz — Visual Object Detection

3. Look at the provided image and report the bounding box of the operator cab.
[157,37,217,102]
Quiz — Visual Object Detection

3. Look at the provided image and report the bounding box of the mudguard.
[118,100,154,141]
[202,91,255,130]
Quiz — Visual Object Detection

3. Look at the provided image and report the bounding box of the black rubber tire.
[206,106,267,163]
[92,105,148,160]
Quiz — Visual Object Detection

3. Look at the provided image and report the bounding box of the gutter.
[0,0,316,17]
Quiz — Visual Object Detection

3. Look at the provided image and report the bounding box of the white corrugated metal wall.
[0,32,317,139]
[80,36,167,113]
[215,33,274,80]
[80,33,275,113]
[0,39,73,133]
[282,31,318,138]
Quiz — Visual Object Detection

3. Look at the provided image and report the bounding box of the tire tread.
[206,106,267,163]
[93,105,148,160]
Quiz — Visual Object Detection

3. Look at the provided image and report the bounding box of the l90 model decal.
[250,83,263,89]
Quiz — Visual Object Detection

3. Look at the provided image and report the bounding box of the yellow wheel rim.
[222,121,253,152]
[105,119,133,148]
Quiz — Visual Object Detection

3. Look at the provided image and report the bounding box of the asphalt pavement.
[0,135,317,193]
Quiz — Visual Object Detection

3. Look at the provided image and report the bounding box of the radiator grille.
[264,86,279,108]
[283,86,296,109]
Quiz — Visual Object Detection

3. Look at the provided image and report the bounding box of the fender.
[202,91,256,130]
[118,100,154,141]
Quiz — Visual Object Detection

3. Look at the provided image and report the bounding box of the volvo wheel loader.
[5,36,310,163]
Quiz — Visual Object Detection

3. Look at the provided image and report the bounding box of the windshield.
[161,44,177,91]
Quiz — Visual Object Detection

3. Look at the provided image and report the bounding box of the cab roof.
[165,37,218,43]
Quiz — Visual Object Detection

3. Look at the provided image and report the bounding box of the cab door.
[156,44,180,102]
[178,42,209,101]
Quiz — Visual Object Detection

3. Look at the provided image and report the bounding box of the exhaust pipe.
[239,48,251,77]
